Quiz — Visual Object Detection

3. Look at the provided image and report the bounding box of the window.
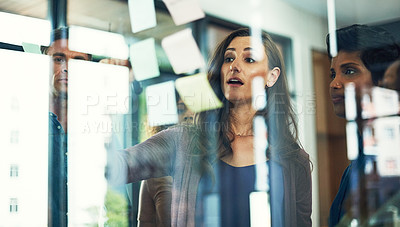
[9,198,18,213]
[10,165,19,178]
[10,96,20,112]
[9,130,19,144]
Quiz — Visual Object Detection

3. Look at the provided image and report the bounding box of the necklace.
[235,133,254,137]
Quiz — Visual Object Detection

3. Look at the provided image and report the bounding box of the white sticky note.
[344,83,357,121]
[146,81,179,126]
[69,26,129,59]
[252,76,266,110]
[374,117,400,176]
[68,60,130,116]
[128,0,157,33]
[163,0,205,26]
[130,38,160,81]
[0,49,49,227]
[175,73,223,113]
[253,116,268,191]
[346,121,359,160]
[0,12,50,46]
[161,28,205,74]
[249,192,271,227]
[372,87,399,117]
[67,60,130,225]
[22,42,42,54]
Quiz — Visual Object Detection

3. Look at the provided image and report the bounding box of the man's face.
[47,39,89,96]
[177,99,194,124]
[329,51,374,118]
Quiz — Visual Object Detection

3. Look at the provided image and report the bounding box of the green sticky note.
[130,38,160,81]
[175,73,223,113]
[22,42,41,54]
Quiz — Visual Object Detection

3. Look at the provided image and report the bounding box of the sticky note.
[249,192,271,227]
[372,87,399,117]
[128,0,157,33]
[69,26,129,59]
[68,60,130,116]
[373,117,400,176]
[163,0,205,26]
[22,42,42,54]
[0,12,50,46]
[146,81,178,126]
[161,28,205,74]
[175,73,223,112]
[130,38,160,81]
[252,76,266,110]
[0,49,49,226]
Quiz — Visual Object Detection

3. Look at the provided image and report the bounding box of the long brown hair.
[195,28,301,163]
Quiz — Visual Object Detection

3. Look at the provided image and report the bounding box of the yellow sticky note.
[175,73,223,113]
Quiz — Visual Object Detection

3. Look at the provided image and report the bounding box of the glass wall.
[1,0,399,226]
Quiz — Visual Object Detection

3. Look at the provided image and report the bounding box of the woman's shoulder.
[279,148,311,172]
[293,149,312,180]
[296,149,310,164]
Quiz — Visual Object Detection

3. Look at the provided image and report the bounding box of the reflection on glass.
[0,49,49,227]
[67,59,129,226]
[1,0,399,226]
[326,22,400,226]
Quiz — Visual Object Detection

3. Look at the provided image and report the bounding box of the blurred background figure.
[177,99,194,125]
[137,97,193,227]
[380,59,400,91]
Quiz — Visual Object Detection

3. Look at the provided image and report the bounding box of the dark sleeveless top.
[195,159,284,227]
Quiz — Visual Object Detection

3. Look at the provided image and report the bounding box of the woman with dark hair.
[110,28,311,227]
[326,24,400,226]
[199,28,304,163]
